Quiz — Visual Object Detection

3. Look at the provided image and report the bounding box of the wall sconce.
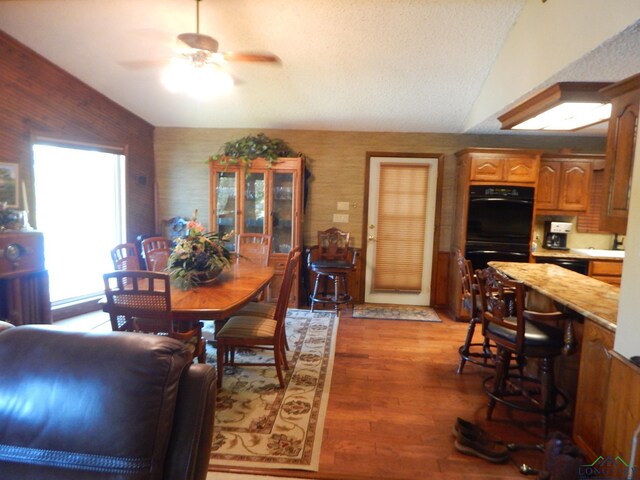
[498,82,613,131]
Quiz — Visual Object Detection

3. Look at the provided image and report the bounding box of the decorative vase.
[194,267,223,285]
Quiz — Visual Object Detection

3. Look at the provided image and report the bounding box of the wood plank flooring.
[60,307,573,480]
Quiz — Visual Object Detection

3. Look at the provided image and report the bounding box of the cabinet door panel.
[470,158,503,181]
[558,162,592,211]
[243,172,266,234]
[505,158,537,183]
[213,171,237,250]
[536,161,560,210]
[573,321,614,460]
[271,171,295,254]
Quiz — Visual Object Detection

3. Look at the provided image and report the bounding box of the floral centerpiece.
[167,215,235,290]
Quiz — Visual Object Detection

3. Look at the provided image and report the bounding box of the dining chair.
[215,250,301,388]
[236,233,272,266]
[141,236,172,272]
[307,227,357,312]
[103,270,206,363]
[234,245,301,350]
[237,233,272,300]
[110,242,141,271]
[475,266,569,437]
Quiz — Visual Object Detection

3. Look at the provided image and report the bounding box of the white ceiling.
[1,0,639,134]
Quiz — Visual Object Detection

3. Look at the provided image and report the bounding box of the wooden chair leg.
[487,349,510,420]
[310,273,322,312]
[216,343,226,388]
[457,317,478,374]
[274,348,286,388]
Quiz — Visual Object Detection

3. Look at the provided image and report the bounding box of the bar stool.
[475,266,569,437]
[455,250,495,374]
[307,228,357,312]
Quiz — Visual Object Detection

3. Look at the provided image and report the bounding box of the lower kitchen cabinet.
[588,260,623,286]
[602,351,640,467]
[573,320,615,460]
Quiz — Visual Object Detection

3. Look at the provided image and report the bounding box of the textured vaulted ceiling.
[0,0,639,134]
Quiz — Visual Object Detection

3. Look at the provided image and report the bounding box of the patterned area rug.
[352,304,442,322]
[205,309,338,472]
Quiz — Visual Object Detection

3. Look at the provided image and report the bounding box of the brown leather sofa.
[0,325,216,480]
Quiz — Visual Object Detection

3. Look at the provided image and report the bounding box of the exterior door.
[364,155,439,305]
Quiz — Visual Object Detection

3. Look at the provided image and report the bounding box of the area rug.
[205,308,339,472]
[352,304,442,322]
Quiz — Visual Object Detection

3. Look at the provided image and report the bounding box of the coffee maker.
[543,221,571,250]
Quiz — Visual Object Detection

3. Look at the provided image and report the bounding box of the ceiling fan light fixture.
[162,58,233,99]
[498,82,614,131]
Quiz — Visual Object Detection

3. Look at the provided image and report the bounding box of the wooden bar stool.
[307,228,356,312]
[475,266,569,437]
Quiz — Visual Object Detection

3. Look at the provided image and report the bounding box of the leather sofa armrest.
[0,320,14,333]
[164,363,217,480]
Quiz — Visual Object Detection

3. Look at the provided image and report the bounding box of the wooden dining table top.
[169,260,274,321]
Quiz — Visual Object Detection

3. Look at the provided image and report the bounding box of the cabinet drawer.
[590,261,623,276]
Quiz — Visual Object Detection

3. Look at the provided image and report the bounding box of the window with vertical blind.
[373,163,430,292]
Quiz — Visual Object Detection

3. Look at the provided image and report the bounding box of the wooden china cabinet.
[209,157,304,307]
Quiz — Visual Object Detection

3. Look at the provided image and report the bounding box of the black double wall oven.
[465,185,534,270]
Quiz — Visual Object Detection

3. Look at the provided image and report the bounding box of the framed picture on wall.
[0,162,19,208]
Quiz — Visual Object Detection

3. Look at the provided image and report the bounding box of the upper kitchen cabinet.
[209,157,304,306]
[600,73,640,234]
[462,148,540,184]
[536,154,599,214]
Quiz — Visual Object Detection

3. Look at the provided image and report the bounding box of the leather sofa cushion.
[0,325,192,479]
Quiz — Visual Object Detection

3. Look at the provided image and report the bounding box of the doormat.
[206,309,338,472]
[352,304,442,322]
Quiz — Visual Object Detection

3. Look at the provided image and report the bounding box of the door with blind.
[364,156,438,305]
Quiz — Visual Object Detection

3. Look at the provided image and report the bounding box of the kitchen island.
[488,261,631,462]
[488,261,618,333]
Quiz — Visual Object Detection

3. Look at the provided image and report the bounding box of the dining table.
[101,259,275,323]
[167,260,275,322]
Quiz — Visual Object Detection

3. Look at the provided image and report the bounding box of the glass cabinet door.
[271,172,294,254]
[244,172,266,234]
[215,171,237,251]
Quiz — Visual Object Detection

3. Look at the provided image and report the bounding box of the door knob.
[368,235,376,241]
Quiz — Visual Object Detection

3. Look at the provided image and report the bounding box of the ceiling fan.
[176,0,280,67]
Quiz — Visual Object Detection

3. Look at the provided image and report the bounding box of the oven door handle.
[466,250,529,257]
[469,198,533,205]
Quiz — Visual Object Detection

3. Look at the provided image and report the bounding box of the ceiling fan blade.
[177,33,219,52]
[118,60,168,70]
[222,52,280,63]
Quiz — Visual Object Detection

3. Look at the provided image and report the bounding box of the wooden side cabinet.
[209,157,304,306]
[600,73,640,234]
[0,231,52,325]
[573,320,615,460]
[536,154,597,214]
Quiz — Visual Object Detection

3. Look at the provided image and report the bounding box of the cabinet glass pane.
[244,173,265,234]
[272,172,294,253]
[216,171,236,251]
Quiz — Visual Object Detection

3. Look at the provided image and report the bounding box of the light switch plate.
[333,213,349,223]
[337,201,350,211]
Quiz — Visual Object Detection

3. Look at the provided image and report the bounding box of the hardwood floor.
[59,307,572,480]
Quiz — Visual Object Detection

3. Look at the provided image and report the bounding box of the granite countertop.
[532,248,624,261]
[489,261,619,333]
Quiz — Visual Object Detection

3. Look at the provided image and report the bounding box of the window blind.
[373,163,429,292]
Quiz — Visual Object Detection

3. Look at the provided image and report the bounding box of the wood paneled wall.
[0,31,155,242]
[155,128,604,306]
